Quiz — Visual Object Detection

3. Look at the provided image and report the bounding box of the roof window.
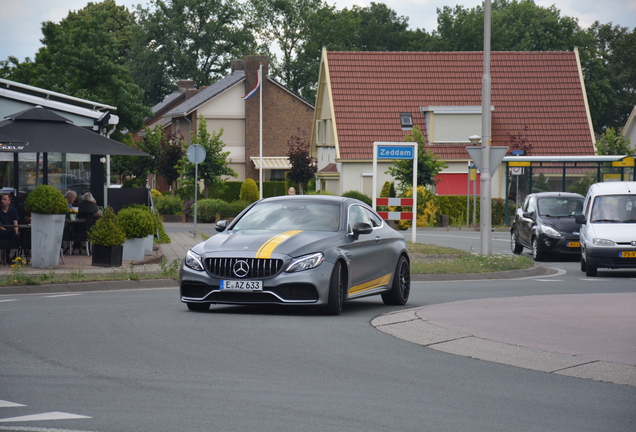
[400,113,413,129]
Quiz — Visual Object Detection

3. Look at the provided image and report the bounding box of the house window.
[400,113,413,129]
[316,119,332,145]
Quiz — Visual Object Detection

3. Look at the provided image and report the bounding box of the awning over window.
[250,156,291,169]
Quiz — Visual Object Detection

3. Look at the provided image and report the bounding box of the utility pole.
[480,0,492,256]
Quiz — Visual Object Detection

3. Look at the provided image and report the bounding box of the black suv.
[511,192,585,261]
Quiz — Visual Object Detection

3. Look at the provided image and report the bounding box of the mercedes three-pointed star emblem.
[233,260,250,278]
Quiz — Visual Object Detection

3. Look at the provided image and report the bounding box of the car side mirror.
[575,214,586,224]
[522,211,534,219]
[351,222,373,240]
[215,219,229,232]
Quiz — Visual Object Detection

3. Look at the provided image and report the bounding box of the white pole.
[259,63,263,200]
[412,145,417,244]
[480,0,492,256]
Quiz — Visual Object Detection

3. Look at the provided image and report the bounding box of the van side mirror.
[575,214,586,224]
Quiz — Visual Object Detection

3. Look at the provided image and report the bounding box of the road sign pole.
[480,0,492,256]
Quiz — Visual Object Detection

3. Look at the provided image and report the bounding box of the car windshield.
[537,197,584,217]
[232,201,341,232]
[591,195,636,223]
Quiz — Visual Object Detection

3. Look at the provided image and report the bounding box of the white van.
[576,181,636,276]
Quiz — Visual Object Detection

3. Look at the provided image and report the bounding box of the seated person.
[64,190,77,210]
[0,193,19,262]
[77,192,101,218]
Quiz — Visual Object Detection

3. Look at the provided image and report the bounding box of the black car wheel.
[325,261,345,315]
[511,230,523,254]
[584,253,597,277]
[531,237,545,261]
[580,254,587,272]
[187,302,210,312]
[382,255,410,306]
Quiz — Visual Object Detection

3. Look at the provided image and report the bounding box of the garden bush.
[220,200,250,219]
[155,195,183,215]
[197,199,229,223]
[342,190,372,206]
[240,179,259,203]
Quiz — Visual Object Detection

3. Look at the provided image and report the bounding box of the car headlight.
[184,250,205,271]
[541,226,561,237]
[592,238,615,247]
[286,252,324,272]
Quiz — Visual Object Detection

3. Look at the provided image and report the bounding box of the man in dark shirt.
[0,194,19,239]
[0,194,19,262]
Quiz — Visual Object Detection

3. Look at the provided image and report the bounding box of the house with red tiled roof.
[310,49,596,199]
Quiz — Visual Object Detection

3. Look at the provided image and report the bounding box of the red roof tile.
[326,51,595,160]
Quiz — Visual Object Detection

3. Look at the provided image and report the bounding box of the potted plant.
[88,206,126,267]
[24,185,68,268]
[117,207,155,261]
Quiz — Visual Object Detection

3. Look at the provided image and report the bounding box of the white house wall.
[340,162,397,196]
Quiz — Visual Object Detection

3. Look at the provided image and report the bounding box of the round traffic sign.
[187,144,206,164]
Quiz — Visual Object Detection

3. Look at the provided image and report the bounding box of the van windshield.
[591,195,636,223]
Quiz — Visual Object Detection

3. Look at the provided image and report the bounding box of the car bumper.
[537,234,581,255]
[179,260,335,306]
[584,246,636,269]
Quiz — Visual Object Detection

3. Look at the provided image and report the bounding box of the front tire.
[511,230,523,254]
[382,255,410,306]
[325,261,346,315]
[584,254,597,277]
[531,237,545,261]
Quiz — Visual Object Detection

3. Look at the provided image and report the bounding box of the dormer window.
[400,113,413,129]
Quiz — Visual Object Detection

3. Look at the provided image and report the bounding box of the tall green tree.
[385,126,448,191]
[0,0,149,137]
[435,0,582,51]
[131,0,258,106]
[596,127,632,155]
[179,116,237,198]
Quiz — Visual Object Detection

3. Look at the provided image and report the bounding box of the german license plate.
[220,280,262,291]
[567,242,580,248]
[619,251,636,258]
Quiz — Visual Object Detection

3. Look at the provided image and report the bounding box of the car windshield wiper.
[591,219,621,223]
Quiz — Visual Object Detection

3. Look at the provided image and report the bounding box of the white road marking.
[534,279,564,282]
[0,412,91,422]
[44,294,83,298]
[0,400,25,408]
[0,299,17,303]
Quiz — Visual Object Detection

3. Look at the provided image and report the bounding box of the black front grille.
[205,257,284,278]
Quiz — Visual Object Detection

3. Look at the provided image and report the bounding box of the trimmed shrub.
[197,199,228,223]
[397,186,440,228]
[342,190,372,206]
[220,200,250,219]
[117,207,155,238]
[155,195,183,215]
[240,178,259,203]
[88,206,126,246]
[24,185,68,214]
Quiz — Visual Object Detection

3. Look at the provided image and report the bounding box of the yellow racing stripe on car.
[255,230,303,259]
[348,273,392,295]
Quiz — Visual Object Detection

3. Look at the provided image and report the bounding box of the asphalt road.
[1,259,635,432]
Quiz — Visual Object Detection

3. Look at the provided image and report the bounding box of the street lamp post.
[480,0,492,256]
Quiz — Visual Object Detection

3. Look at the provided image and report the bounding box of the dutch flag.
[242,64,261,100]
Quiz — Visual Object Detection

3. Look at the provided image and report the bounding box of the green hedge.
[208,181,288,201]
[432,195,514,226]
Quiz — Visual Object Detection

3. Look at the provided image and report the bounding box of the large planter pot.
[92,244,123,267]
[144,234,154,255]
[30,213,66,269]
[122,237,145,262]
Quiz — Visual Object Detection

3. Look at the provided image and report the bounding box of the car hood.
[542,216,581,233]
[588,223,636,243]
[192,229,343,259]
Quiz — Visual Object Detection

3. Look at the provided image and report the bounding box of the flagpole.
[259,63,263,200]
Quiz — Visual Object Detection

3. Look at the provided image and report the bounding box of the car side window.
[362,207,382,227]
[348,205,370,232]
[526,196,536,213]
